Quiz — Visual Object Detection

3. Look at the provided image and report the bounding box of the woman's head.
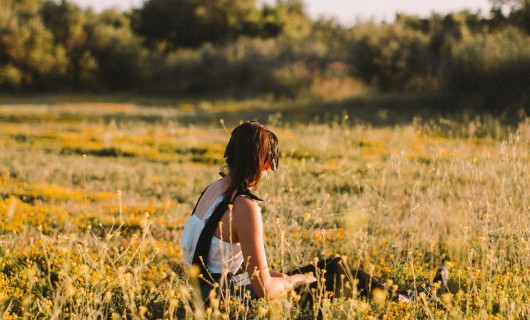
[222,121,279,199]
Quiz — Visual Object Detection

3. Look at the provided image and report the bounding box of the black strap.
[191,187,261,284]
[190,186,209,216]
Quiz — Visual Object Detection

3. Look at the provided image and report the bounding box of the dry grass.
[0,103,528,319]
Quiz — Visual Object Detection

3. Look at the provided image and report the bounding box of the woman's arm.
[269,270,284,277]
[232,197,315,299]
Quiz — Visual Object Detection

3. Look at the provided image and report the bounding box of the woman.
[180,121,448,306]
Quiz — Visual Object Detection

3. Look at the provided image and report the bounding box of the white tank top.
[180,195,259,274]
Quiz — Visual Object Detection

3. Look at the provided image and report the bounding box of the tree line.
[0,0,529,112]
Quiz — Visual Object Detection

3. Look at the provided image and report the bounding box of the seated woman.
[180,121,448,307]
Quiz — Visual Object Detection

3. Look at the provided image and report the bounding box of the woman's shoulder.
[231,196,263,236]
[233,194,258,206]
[232,195,261,217]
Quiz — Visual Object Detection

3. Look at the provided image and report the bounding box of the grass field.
[0,101,528,319]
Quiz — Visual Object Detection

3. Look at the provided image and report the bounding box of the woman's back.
[180,177,259,274]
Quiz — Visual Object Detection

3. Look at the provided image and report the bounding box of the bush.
[142,37,332,98]
[84,10,148,90]
[443,28,530,111]
[0,64,23,90]
[348,22,434,92]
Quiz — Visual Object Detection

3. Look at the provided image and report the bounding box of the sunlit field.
[0,102,528,319]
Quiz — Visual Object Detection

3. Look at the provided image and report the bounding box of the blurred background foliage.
[0,0,529,115]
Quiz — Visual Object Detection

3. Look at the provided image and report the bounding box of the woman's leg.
[287,257,389,309]
[200,282,216,304]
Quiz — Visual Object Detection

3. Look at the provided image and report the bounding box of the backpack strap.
[191,188,261,284]
[190,186,209,216]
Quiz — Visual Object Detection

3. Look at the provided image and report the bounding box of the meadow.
[0,100,528,319]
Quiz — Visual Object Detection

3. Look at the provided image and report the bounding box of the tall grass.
[0,104,528,319]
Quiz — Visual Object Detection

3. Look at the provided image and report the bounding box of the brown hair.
[221,121,279,202]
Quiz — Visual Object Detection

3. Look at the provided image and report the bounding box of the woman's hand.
[288,273,317,288]
[234,197,317,298]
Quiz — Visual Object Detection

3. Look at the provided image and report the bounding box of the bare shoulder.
[231,196,262,230]
[231,196,260,217]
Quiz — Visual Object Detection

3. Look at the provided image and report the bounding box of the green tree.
[273,0,312,40]
[443,27,530,110]
[134,0,198,49]
[348,22,432,91]
[489,0,530,33]
[0,0,68,90]
[508,0,530,33]
[135,0,263,50]
[84,9,146,89]
[41,0,98,88]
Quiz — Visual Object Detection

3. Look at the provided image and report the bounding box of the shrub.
[443,28,530,111]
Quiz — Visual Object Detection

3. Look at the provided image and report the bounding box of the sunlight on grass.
[0,104,528,319]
